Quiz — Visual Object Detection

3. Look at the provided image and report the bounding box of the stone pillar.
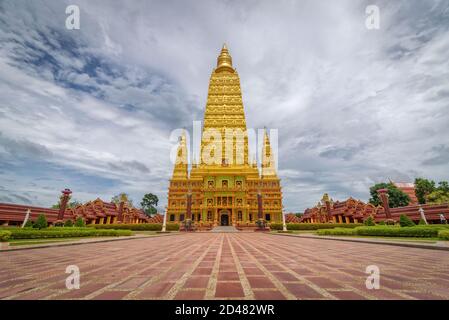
[257,193,263,220]
[419,205,428,225]
[162,206,167,232]
[117,200,125,223]
[186,193,192,220]
[377,189,392,219]
[325,200,332,222]
[21,209,31,228]
[57,189,72,221]
[282,211,287,232]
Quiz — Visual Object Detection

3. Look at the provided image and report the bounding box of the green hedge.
[92,223,162,231]
[439,230,449,240]
[8,228,132,239]
[269,223,283,230]
[0,230,11,242]
[317,228,356,236]
[355,226,440,238]
[285,223,363,230]
[91,223,180,231]
[316,225,449,238]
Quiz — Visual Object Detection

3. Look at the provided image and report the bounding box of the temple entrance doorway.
[220,211,230,226]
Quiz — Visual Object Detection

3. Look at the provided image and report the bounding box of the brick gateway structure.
[0,189,158,226]
[300,193,449,224]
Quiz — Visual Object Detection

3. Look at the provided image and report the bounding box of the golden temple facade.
[167,45,283,228]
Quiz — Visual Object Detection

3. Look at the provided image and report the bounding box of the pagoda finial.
[216,43,234,73]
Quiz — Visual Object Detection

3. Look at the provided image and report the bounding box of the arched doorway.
[220,210,230,226]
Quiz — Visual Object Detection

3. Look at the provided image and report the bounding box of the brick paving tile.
[253,290,287,300]
[53,283,106,299]
[272,272,299,282]
[192,268,213,276]
[136,282,175,299]
[218,272,240,281]
[247,277,276,288]
[13,290,54,300]
[1,233,448,300]
[328,290,368,300]
[283,283,325,299]
[114,277,149,290]
[305,277,343,289]
[242,267,265,275]
[183,277,210,289]
[92,290,131,300]
[215,282,245,298]
[175,290,206,300]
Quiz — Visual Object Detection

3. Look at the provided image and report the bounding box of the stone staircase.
[210,226,239,233]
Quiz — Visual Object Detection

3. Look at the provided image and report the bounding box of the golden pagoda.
[167,45,283,229]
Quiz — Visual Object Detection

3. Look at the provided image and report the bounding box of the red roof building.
[0,190,151,226]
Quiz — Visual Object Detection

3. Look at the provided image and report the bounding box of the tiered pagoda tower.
[167,45,283,228]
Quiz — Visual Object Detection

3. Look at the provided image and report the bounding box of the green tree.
[426,189,449,205]
[141,193,159,217]
[75,217,85,227]
[64,220,74,227]
[369,183,410,208]
[34,214,48,229]
[437,181,449,193]
[24,220,33,228]
[399,214,415,227]
[414,178,436,204]
[111,193,133,207]
[364,216,376,226]
[52,199,82,209]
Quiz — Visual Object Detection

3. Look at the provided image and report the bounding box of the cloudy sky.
[0,0,448,212]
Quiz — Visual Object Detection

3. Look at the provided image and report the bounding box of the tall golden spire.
[261,128,277,177]
[199,44,249,166]
[172,131,188,179]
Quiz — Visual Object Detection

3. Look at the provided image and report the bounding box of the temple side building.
[167,45,283,229]
[300,193,449,224]
[0,190,154,226]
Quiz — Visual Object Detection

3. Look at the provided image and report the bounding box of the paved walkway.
[1,233,448,300]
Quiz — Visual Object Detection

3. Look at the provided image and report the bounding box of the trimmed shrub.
[399,214,415,227]
[438,230,449,240]
[92,223,162,231]
[418,218,427,225]
[355,226,438,238]
[269,223,283,230]
[75,217,86,228]
[33,214,48,229]
[364,216,376,226]
[166,223,180,231]
[24,220,33,228]
[0,230,11,242]
[317,228,356,236]
[285,223,363,230]
[64,220,74,227]
[9,228,132,239]
[92,223,180,231]
[378,221,386,225]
